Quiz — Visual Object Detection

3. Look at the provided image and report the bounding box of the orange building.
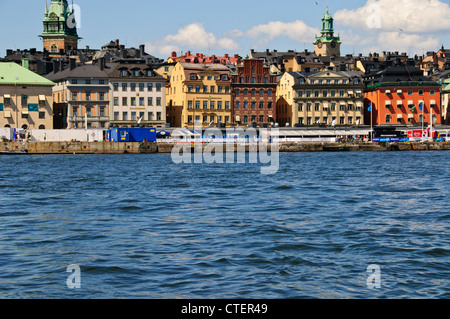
[364,61,441,126]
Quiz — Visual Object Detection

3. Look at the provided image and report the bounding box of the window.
[148,97,153,106]
[251,89,256,96]
[122,83,128,91]
[21,95,28,106]
[72,92,78,100]
[217,101,222,109]
[130,83,136,92]
[196,86,201,93]
[244,101,248,109]
[307,103,311,112]
[188,86,193,93]
[131,112,136,121]
[156,98,161,106]
[315,103,320,111]
[203,86,208,93]
[268,102,272,109]
[113,83,119,91]
[114,97,119,106]
[133,70,140,77]
[430,89,435,95]
[195,101,200,109]
[259,115,264,123]
[99,92,105,101]
[235,89,239,96]
[73,106,78,117]
[131,97,136,106]
[210,86,215,93]
[147,83,153,91]
[203,101,208,109]
[244,89,248,96]
[100,107,105,117]
[123,112,128,121]
[139,83,145,92]
[218,86,223,93]
[121,69,127,77]
[385,114,391,123]
[72,79,78,84]
[114,112,119,121]
[139,97,145,106]
[85,92,91,101]
[259,102,264,109]
[86,106,92,117]
[156,83,162,92]
[340,117,345,125]
[99,80,105,85]
[146,70,153,77]
[251,102,256,109]
[235,102,240,109]
[268,89,272,96]
[419,89,424,95]
[85,80,91,85]
[39,112,45,119]
[408,89,413,95]
[122,97,128,106]
[259,89,264,96]
[188,101,193,109]
[148,112,153,121]
[210,101,215,109]
[225,101,230,109]
[298,103,303,112]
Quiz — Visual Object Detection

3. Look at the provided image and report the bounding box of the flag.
[368,103,372,112]
[419,102,423,111]
[411,105,416,112]
[332,119,336,127]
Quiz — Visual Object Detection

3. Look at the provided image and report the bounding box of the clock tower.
[40,0,81,54]
[314,8,341,57]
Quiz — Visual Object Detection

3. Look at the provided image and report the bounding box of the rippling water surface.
[0,151,449,299]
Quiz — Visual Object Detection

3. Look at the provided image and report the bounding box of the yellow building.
[276,72,302,127]
[166,62,232,128]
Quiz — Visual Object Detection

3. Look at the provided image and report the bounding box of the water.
[0,152,449,299]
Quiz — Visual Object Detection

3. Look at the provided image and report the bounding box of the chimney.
[30,48,37,55]
[6,49,13,56]
[53,60,60,73]
[171,51,177,58]
[115,39,120,46]
[59,60,64,72]
[99,57,105,71]
[21,58,29,70]
[70,58,76,70]
[140,44,145,57]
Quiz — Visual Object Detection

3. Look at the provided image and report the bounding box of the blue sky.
[1,0,450,59]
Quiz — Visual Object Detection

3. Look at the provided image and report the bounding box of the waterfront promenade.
[2,140,450,155]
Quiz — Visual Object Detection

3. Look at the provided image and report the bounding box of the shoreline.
[1,141,449,155]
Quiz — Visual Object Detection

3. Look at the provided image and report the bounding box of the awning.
[3,94,11,99]
[340,102,346,105]
[348,90,354,95]
[397,100,403,105]
[385,101,392,106]
[397,114,403,119]
[408,100,414,105]
[39,95,46,101]
[430,100,436,105]
[235,115,241,121]
[22,110,29,115]
[356,102,363,107]
[397,89,403,94]
[408,114,414,118]
[4,111,11,118]
[385,90,391,94]
[323,103,329,109]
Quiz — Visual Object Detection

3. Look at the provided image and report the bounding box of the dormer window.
[146,70,153,77]
[190,74,197,80]
[120,69,127,77]
[133,69,140,77]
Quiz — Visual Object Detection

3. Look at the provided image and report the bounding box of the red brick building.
[231,59,277,126]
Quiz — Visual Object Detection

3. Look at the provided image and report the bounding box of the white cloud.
[145,23,240,57]
[246,20,319,43]
[335,0,450,33]
[376,32,440,53]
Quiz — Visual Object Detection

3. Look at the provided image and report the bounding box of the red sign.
[408,130,424,138]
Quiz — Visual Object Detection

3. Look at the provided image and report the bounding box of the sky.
[1,0,450,59]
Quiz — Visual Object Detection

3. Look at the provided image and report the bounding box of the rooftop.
[0,62,55,86]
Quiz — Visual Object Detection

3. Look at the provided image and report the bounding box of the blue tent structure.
[156,130,171,138]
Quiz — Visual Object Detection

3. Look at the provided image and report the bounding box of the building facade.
[40,0,81,54]
[231,59,277,126]
[0,62,54,130]
[364,60,441,126]
[292,70,365,127]
[108,60,167,128]
[276,72,304,127]
[47,60,110,129]
[166,62,232,128]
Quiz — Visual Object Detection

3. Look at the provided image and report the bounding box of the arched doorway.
[22,125,28,130]
[39,125,45,130]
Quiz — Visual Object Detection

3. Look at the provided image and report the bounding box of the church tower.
[314,8,341,57]
[40,0,81,54]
